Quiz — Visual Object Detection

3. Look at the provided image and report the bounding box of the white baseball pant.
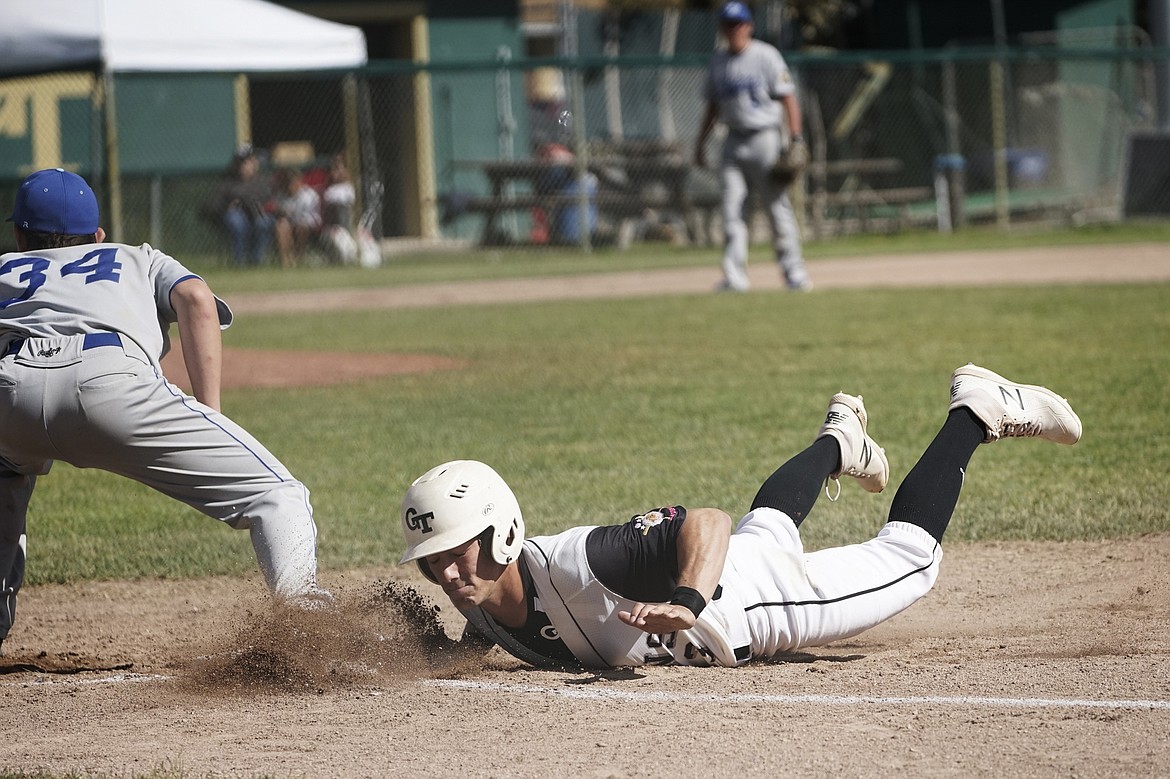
[712,507,941,658]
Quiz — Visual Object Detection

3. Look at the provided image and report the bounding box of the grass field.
[24,239,1169,586]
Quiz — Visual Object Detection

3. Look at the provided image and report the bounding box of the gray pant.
[719,127,809,291]
[0,334,320,643]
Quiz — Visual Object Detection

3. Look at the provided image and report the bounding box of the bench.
[454,153,698,247]
[461,190,699,248]
[805,158,935,237]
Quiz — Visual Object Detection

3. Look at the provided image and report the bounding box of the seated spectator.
[319,154,359,265]
[537,143,598,245]
[205,145,277,267]
[273,168,322,269]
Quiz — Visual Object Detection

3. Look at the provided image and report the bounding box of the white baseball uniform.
[459,505,939,668]
[704,39,810,291]
[0,241,322,645]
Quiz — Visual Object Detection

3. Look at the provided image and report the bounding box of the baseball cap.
[8,168,100,235]
[720,1,753,24]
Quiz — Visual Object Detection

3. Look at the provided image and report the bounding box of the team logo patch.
[405,507,435,534]
[633,506,679,536]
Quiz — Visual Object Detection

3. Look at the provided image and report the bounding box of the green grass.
[191,220,1170,294]
[23,280,1170,586]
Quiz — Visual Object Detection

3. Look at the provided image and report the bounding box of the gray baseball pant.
[0,334,321,644]
[719,128,809,290]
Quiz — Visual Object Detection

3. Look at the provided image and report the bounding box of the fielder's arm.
[171,277,224,411]
[780,93,803,139]
[618,507,732,634]
[693,101,720,167]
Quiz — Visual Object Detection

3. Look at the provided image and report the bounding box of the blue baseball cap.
[8,168,100,235]
[720,1,753,24]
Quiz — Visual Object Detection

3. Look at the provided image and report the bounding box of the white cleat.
[949,364,1082,445]
[714,279,749,293]
[817,392,889,494]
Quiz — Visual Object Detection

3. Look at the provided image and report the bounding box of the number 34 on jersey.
[0,248,123,309]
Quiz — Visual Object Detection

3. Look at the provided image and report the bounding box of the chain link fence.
[1,42,1164,263]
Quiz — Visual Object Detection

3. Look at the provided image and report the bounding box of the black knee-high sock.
[750,436,839,526]
[888,408,986,543]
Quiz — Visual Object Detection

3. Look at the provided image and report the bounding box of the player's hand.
[770,136,810,187]
[618,602,697,634]
[785,135,809,171]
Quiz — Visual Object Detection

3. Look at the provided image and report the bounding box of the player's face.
[722,21,752,53]
[426,536,507,610]
[239,157,259,178]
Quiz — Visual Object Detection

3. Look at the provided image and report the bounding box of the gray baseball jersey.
[703,40,810,291]
[704,40,794,132]
[0,241,321,644]
[0,241,222,365]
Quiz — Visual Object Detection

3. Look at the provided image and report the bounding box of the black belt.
[3,331,121,358]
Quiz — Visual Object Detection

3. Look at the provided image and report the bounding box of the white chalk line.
[426,679,1170,711]
[7,672,1168,712]
[4,671,172,687]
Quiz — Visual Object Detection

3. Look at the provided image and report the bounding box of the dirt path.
[2,242,1168,778]
[3,536,1167,778]
[223,242,1170,315]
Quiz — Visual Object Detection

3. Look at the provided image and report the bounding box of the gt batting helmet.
[399,460,525,582]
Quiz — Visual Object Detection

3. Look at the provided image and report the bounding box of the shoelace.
[823,476,842,502]
[1001,419,1043,438]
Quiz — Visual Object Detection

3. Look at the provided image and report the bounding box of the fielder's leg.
[765,187,811,291]
[718,143,752,292]
[56,351,324,604]
[0,465,35,651]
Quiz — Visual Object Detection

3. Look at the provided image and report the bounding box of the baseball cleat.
[714,279,749,293]
[817,392,889,494]
[289,586,338,612]
[949,364,1082,445]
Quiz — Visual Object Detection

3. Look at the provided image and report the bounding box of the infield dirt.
[2,244,1168,778]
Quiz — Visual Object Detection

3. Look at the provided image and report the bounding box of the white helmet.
[399,460,525,581]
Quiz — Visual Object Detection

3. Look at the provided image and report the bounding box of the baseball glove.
[770,136,809,187]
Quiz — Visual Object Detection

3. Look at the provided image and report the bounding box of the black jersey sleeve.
[584,506,687,603]
[460,621,497,651]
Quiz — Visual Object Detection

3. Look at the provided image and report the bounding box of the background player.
[0,168,328,654]
[398,365,1081,668]
[694,1,811,293]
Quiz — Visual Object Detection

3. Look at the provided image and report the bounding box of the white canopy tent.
[0,0,367,75]
[0,0,369,241]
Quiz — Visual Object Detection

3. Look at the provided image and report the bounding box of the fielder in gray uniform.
[695,1,811,292]
[0,168,327,654]
[398,364,1081,668]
